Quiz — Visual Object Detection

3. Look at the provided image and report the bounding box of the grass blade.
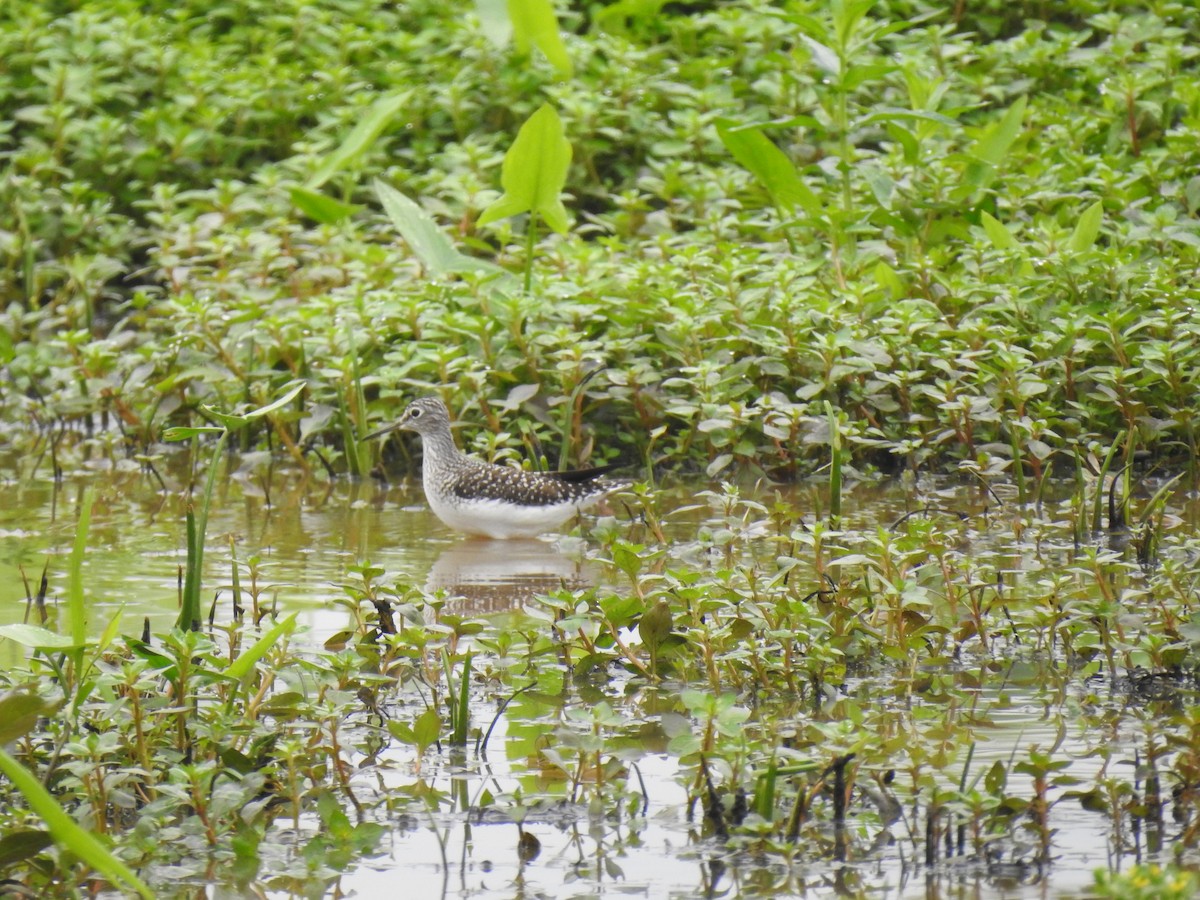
[0,747,152,898]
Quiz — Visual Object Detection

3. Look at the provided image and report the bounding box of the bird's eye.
[410,408,422,418]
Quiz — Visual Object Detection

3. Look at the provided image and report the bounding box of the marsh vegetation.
[3,0,1200,896]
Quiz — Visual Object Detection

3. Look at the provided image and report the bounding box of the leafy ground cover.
[2,0,1200,483]
[1,466,1200,896]
[4,0,1200,895]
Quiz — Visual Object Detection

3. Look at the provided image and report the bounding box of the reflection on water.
[429,537,596,613]
[0,457,604,641]
[1,453,1195,899]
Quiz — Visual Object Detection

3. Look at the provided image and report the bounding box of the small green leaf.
[197,407,249,430]
[291,187,360,225]
[980,211,1018,250]
[716,119,820,217]
[477,103,572,234]
[305,91,408,190]
[508,0,573,77]
[1066,200,1104,253]
[162,426,225,442]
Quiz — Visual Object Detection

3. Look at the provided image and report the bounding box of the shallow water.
[0,451,1194,898]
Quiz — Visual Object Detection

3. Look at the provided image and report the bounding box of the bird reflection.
[427,537,596,613]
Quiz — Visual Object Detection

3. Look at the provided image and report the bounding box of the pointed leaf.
[413,707,442,754]
[1066,200,1104,253]
[375,179,471,276]
[291,187,360,224]
[243,381,307,420]
[980,212,1019,250]
[305,91,408,190]
[224,613,298,682]
[477,104,572,234]
[508,0,573,77]
[716,119,820,216]
[0,624,81,651]
[972,96,1027,166]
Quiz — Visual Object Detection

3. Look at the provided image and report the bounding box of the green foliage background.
[2,0,1199,479]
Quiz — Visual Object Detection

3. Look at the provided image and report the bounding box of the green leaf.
[716,119,820,217]
[475,0,513,46]
[0,747,153,898]
[305,91,408,190]
[291,187,360,225]
[1066,200,1104,253]
[197,407,249,430]
[242,381,307,420]
[0,693,56,744]
[972,96,1027,166]
[508,0,573,77]
[0,831,53,868]
[162,426,225,442]
[413,707,442,754]
[0,624,81,651]
[477,103,573,234]
[963,96,1027,189]
[980,212,1018,250]
[374,178,495,279]
[376,179,462,275]
[225,613,298,682]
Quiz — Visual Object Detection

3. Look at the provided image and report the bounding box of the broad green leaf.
[0,624,81,651]
[477,104,572,234]
[0,327,12,365]
[1066,200,1104,253]
[224,613,298,682]
[375,179,470,276]
[508,0,572,77]
[290,187,360,225]
[980,212,1019,250]
[305,91,408,190]
[413,707,442,753]
[716,119,820,217]
[0,693,56,744]
[0,747,153,898]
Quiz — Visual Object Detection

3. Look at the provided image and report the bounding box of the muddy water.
[0,454,1188,898]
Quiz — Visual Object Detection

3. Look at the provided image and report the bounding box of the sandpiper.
[367,397,626,539]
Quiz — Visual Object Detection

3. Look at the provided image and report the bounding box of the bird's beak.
[363,422,401,441]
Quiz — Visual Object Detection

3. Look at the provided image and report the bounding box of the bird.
[366,397,626,539]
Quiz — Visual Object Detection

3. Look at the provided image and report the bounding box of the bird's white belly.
[426,492,588,539]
